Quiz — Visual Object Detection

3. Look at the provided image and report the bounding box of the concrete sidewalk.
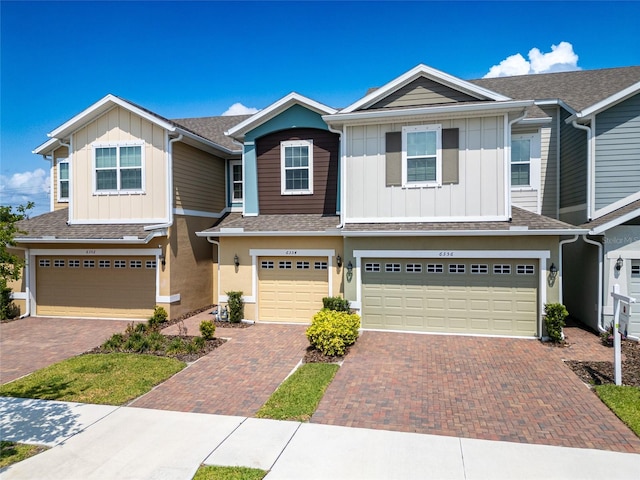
[2,397,639,480]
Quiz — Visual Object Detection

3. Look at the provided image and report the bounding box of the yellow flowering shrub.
[306,309,361,356]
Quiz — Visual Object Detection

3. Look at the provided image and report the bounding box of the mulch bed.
[303,345,348,364]
[167,305,251,329]
[566,339,640,387]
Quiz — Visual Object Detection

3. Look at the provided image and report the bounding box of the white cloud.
[484,41,580,78]
[0,168,50,214]
[222,102,259,116]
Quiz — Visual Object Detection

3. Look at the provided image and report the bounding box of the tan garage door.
[258,256,328,323]
[362,259,538,336]
[36,256,156,319]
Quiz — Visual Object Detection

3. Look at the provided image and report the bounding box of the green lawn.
[595,385,640,436]
[255,363,339,421]
[0,354,185,405]
[193,465,267,480]
[0,441,47,468]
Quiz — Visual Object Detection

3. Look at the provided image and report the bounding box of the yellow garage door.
[36,256,156,319]
[362,259,538,336]
[258,256,329,323]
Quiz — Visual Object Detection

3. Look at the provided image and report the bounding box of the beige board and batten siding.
[172,142,226,214]
[345,116,505,221]
[35,254,156,319]
[361,258,538,336]
[71,106,168,222]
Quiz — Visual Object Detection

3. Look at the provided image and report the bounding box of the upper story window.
[281,140,313,195]
[511,138,531,186]
[58,159,69,202]
[94,144,143,193]
[402,125,442,187]
[229,160,243,202]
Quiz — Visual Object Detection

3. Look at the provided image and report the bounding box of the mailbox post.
[611,284,635,386]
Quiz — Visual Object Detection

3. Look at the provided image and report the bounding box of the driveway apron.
[1,317,132,384]
[311,329,640,454]
[130,322,309,416]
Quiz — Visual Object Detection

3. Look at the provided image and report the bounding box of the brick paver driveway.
[1,317,132,384]
[312,327,640,453]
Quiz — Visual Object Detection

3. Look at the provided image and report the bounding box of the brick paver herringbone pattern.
[0,317,132,384]
[311,328,640,454]
[130,320,309,416]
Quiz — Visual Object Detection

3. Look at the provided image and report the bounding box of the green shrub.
[148,306,168,329]
[101,333,125,351]
[167,337,187,355]
[199,320,216,340]
[226,291,244,323]
[0,283,19,320]
[322,296,351,312]
[544,303,568,343]
[306,310,361,356]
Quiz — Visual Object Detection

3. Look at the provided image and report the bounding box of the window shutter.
[385,131,402,187]
[442,128,459,184]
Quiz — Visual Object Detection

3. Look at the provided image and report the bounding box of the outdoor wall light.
[234,254,240,268]
[158,245,166,266]
[548,262,558,286]
[346,260,353,282]
[336,255,342,268]
[616,256,623,271]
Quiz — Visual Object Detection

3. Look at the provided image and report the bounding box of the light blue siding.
[243,144,258,215]
[595,93,640,210]
[244,104,331,143]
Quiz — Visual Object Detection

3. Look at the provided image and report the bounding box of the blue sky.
[2,0,639,215]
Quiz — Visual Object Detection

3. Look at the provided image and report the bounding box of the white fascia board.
[16,237,151,244]
[535,99,577,115]
[340,64,511,114]
[324,100,533,124]
[48,94,176,140]
[593,191,640,219]
[590,209,640,235]
[342,229,588,237]
[195,230,343,237]
[225,92,337,140]
[33,137,61,155]
[516,117,553,125]
[567,81,640,123]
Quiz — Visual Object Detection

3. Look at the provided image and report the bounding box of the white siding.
[345,116,506,221]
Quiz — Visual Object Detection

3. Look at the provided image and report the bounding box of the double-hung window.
[281,140,313,195]
[58,159,69,202]
[94,144,143,193]
[229,160,243,202]
[511,138,531,187]
[402,125,442,187]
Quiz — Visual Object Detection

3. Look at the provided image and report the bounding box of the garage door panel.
[362,258,538,336]
[258,256,328,323]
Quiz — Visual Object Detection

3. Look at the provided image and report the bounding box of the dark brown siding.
[256,128,339,214]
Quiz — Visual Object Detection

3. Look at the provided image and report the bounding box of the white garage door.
[36,255,156,319]
[258,256,328,323]
[362,258,538,336]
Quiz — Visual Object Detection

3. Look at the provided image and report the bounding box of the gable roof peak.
[340,64,511,113]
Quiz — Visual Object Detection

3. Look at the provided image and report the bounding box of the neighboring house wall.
[6,248,26,316]
[173,142,226,215]
[345,116,506,221]
[540,106,559,218]
[255,128,339,215]
[562,237,600,332]
[71,106,168,223]
[594,94,640,210]
[559,109,588,223]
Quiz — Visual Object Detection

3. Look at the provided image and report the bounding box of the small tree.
[0,203,33,319]
[226,291,244,323]
[544,303,569,343]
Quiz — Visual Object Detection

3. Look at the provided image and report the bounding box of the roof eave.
[589,208,640,235]
[343,228,588,237]
[567,81,640,123]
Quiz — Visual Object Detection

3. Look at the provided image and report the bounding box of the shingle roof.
[15,209,156,242]
[171,115,251,152]
[200,213,342,234]
[470,67,640,113]
[581,199,640,232]
[199,207,581,236]
[342,207,581,233]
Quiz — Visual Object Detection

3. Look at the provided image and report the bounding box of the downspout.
[572,121,592,220]
[583,234,606,333]
[507,112,527,219]
[144,133,182,231]
[558,235,579,304]
[326,124,345,228]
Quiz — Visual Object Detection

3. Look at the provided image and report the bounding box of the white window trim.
[57,158,70,203]
[229,159,243,203]
[92,142,145,195]
[510,133,540,191]
[401,124,442,188]
[280,139,313,195]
